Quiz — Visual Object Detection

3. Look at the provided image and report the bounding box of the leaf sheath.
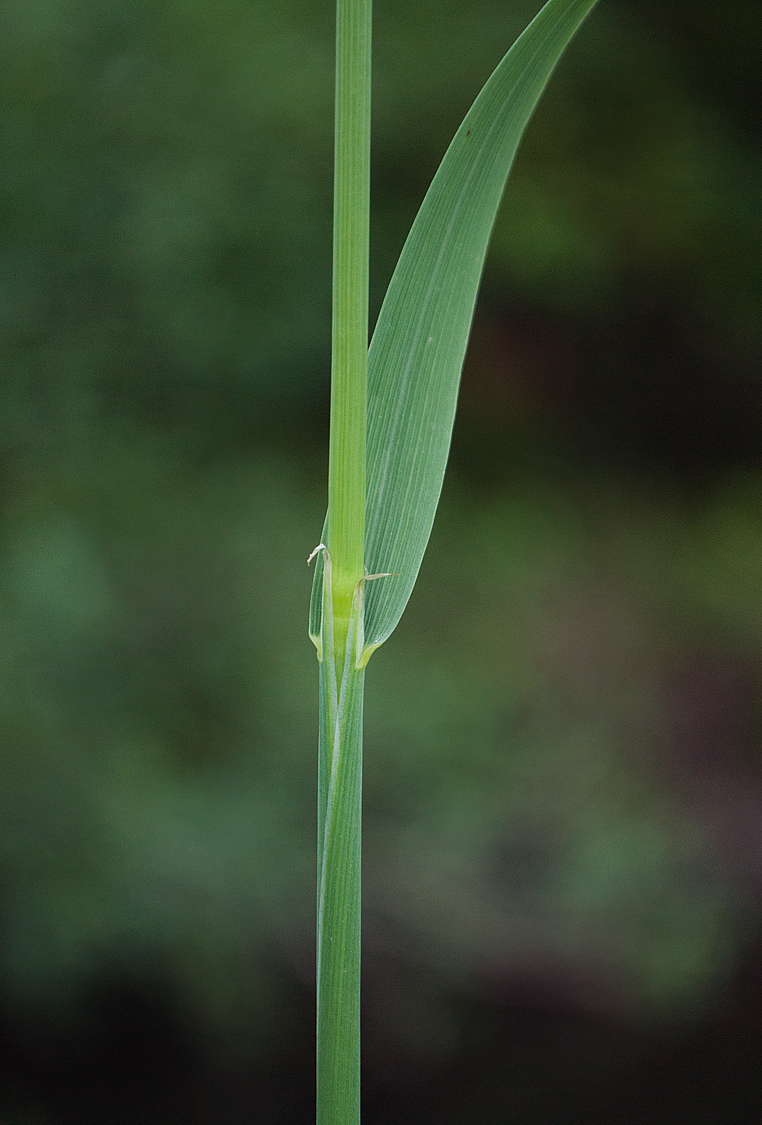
[316,558,365,1125]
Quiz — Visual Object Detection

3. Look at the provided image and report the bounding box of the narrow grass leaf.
[361,0,599,652]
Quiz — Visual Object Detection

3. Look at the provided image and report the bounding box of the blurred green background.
[1,0,762,1121]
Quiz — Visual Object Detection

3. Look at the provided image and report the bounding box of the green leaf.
[361,0,599,653]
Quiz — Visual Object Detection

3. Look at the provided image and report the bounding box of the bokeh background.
[2,0,762,1121]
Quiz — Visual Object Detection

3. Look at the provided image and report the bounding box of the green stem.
[317,1,371,1122]
[327,0,372,667]
[317,659,364,1125]
[317,562,365,1125]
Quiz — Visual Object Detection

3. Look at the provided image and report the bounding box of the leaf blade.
[362,0,599,649]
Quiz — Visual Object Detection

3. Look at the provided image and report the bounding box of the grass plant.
[310,2,600,1121]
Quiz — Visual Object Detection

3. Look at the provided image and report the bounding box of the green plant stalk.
[316,565,365,1125]
[316,663,364,1125]
[313,2,600,1120]
[316,0,371,1123]
[327,0,371,667]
